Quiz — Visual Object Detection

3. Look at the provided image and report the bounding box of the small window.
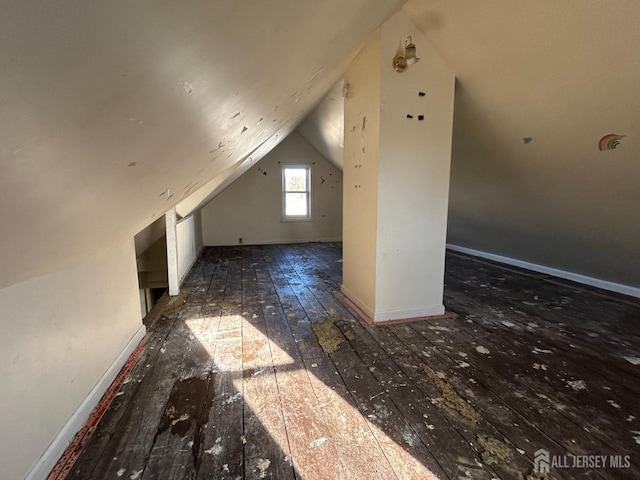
[282,165,311,221]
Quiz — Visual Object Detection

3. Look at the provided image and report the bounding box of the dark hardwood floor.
[67,243,640,480]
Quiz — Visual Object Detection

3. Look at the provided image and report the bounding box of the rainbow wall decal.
[599,134,625,151]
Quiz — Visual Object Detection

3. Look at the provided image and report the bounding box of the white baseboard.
[340,285,375,320]
[373,305,446,323]
[341,285,445,323]
[446,244,640,299]
[26,325,147,480]
[205,237,343,247]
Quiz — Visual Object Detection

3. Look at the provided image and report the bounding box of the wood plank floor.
[68,243,640,480]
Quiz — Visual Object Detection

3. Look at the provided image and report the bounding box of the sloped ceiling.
[293,1,640,286]
[4,0,639,290]
[297,80,346,170]
[0,0,403,289]
[403,0,640,286]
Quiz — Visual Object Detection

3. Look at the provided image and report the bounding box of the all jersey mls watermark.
[534,448,631,474]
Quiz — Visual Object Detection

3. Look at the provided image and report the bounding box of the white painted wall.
[342,34,382,318]
[176,214,198,284]
[375,12,455,318]
[0,239,143,480]
[193,209,204,253]
[342,11,455,322]
[297,80,346,170]
[201,132,343,246]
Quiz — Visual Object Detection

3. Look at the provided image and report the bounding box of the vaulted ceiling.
[0,0,403,289]
[405,0,640,286]
[299,0,640,287]
[2,0,639,290]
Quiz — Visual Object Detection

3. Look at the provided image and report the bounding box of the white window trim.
[281,164,312,222]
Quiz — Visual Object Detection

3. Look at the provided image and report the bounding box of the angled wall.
[201,133,343,245]
[0,240,143,480]
[403,0,640,292]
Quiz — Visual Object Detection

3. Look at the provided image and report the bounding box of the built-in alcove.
[134,217,168,318]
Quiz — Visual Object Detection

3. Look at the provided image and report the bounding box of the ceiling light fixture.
[392,36,420,72]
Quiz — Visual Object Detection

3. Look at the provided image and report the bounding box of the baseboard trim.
[337,290,453,325]
[340,286,447,323]
[205,237,343,247]
[26,325,147,480]
[446,244,640,299]
[340,285,376,320]
[373,305,446,323]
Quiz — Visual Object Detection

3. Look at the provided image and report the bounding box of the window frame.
[281,164,312,222]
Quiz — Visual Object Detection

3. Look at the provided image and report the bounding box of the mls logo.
[534,449,550,474]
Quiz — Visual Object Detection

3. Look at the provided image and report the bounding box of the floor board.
[68,243,640,480]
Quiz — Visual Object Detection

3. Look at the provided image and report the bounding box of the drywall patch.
[476,435,513,465]
[311,315,343,353]
[420,362,480,423]
[599,133,625,151]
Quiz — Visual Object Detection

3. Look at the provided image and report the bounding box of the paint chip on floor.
[567,380,587,391]
[309,437,327,448]
[254,458,271,478]
[532,347,553,354]
[129,470,143,480]
[226,392,242,404]
[205,437,223,455]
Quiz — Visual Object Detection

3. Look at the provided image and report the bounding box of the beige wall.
[342,33,381,318]
[401,0,640,291]
[342,11,455,321]
[0,239,143,480]
[201,132,343,245]
[448,110,640,289]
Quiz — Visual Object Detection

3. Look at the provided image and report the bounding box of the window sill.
[281,216,313,223]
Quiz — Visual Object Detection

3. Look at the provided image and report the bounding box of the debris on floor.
[311,315,343,353]
[163,290,190,316]
[476,434,513,465]
[420,362,480,423]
